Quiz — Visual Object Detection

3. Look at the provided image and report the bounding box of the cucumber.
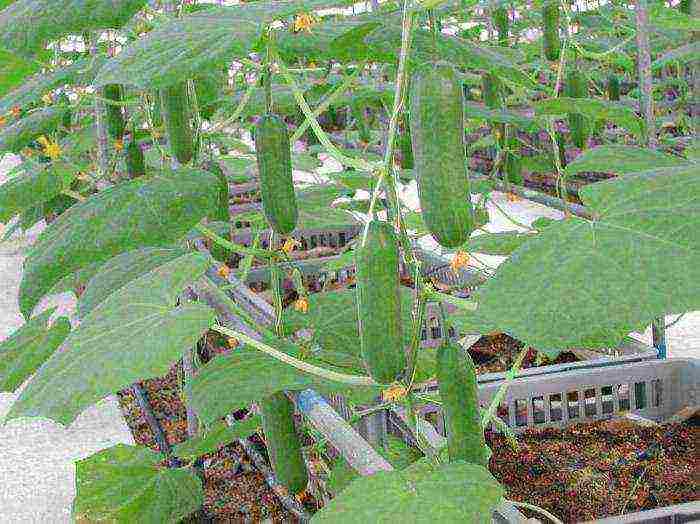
[542,0,561,62]
[203,160,230,262]
[504,137,523,185]
[125,136,145,179]
[194,70,226,121]
[151,91,163,128]
[607,74,620,101]
[481,73,502,110]
[680,0,691,14]
[159,82,194,164]
[492,5,509,46]
[355,220,405,384]
[58,93,71,130]
[436,343,490,466]
[254,114,298,236]
[409,62,474,248]
[260,392,309,495]
[556,130,567,168]
[564,69,590,149]
[103,84,125,140]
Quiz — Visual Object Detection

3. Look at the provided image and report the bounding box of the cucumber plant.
[0,0,698,522]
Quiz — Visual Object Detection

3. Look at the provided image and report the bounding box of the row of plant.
[0,0,698,521]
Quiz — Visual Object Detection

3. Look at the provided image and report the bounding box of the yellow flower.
[41,93,53,105]
[217,264,231,278]
[37,136,61,160]
[11,106,21,118]
[0,116,6,127]
[282,237,300,254]
[227,337,239,349]
[450,250,470,274]
[294,297,309,313]
[506,192,521,202]
[293,13,317,33]
[114,139,124,151]
[382,383,407,403]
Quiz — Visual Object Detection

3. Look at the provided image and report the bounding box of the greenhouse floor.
[0,153,698,522]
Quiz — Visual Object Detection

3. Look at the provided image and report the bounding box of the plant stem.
[277,58,375,172]
[210,324,379,386]
[196,223,278,259]
[481,345,528,427]
[506,500,564,524]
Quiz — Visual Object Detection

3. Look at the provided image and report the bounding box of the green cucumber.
[159,82,194,164]
[409,62,474,248]
[356,220,405,384]
[437,343,490,466]
[254,114,298,236]
[151,91,163,128]
[125,137,145,179]
[504,137,523,185]
[680,0,691,14]
[607,74,620,102]
[260,392,309,495]
[103,84,125,140]
[564,69,590,149]
[542,0,561,62]
[493,5,509,46]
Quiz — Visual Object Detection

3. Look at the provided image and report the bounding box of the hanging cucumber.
[254,114,298,236]
[356,220,405,384]
[103,84,125,140]
[159,82,194,164]
[481,72,505,147]
[194,70,226,121]
[437,343,490,466]
[504,137,523,185]
[260,391,309,495]
[564,69,590,149]
[203,160,230,262]
[125,135,145,179]
[679,0,691,14]
[492,5,509,46]
[410,62,474,249]
[542,0,561,62]
[151,91,163,128]
[607,74,620,101]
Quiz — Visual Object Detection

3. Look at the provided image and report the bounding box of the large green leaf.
[470,164,700,354]
[19,168,219,318]
[188,335,379,425]
[0,0,148,54]
[283,288,416,371]
[464,102,540,131]
[73,444,203,523]
[0,56,104,113]
[652,41,700,70]
[78,247,187,318]
[0,47,40,97]
[295,184,358,229]
[467,231,537,256]
[534,97,643,137]
[0,308,70,392]
[312,459,503,523]
[172,415,261,460]
[0,160,76,222]
[96,1,352,89]
[649,4,700,32]
[564,145,689,177]
[0,106,67,153]
[7,252,216,426]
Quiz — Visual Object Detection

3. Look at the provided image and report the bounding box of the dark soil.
[486,417,699,523]
[115,337,314,523]
[469,332,580,375]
